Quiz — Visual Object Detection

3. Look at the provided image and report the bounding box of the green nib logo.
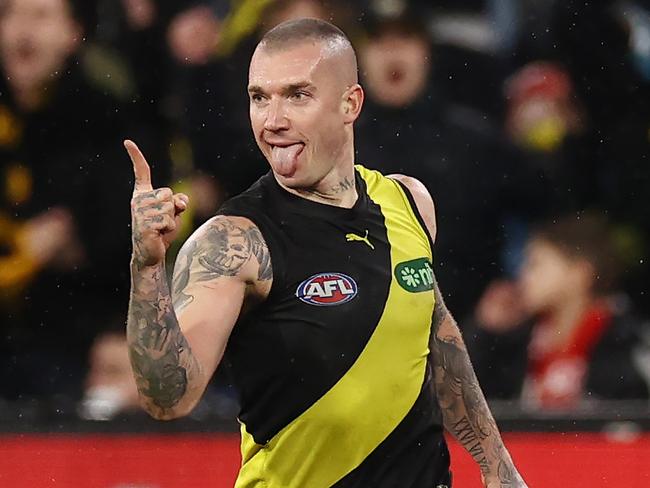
[395,258,434,293]
[400,267,421,288]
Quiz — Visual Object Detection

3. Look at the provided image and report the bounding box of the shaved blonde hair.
[257,18,358,84]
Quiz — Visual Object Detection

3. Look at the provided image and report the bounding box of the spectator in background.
[0,0,133,401]
[505,62,582,157]
[78,329,139,421]
[503,61,586,217]
[166,1,223,66]
[355,4,539,313]
[466,214,649,410]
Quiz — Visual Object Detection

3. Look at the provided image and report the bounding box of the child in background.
[466,213,649,410]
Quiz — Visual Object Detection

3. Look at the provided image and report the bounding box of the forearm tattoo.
[127,262,199,417]
[430,276,523,486]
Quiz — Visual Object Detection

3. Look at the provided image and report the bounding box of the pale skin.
[126,34,526,487]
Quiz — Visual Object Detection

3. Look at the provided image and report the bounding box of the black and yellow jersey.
[218,165,451,488]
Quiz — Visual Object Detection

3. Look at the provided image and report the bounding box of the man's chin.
[273,171,302,188]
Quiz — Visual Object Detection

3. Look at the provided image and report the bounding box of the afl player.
[125,18,527,488]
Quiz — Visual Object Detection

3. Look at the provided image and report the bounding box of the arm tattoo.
[247,226,273,280]
[430,276,524,487]
[127,262,200,417]
[171,241,196,312]
[171,218,272,314]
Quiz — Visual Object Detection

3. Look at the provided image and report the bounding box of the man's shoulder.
[386,173,429,196]
[357,166,430,198]
[385,172,437,243]
[385,173,434,211]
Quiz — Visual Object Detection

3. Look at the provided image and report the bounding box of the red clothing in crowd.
[524,305,613,409]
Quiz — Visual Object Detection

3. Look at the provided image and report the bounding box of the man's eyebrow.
[247,82,317,95]
[282,82,316,94]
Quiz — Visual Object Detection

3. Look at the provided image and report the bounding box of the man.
[125,19,526,487]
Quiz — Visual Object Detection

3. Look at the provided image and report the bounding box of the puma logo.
[345,230,375,250]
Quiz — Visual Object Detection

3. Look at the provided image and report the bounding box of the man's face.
[248,42,351,188]
[360,29,430,108]
[0,0,80,91]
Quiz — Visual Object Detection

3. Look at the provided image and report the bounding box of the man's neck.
[278,138,358,208]
[293,169,357,208]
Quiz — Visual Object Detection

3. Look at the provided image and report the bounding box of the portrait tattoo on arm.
[171,218,273,313]
[430,275,525,487]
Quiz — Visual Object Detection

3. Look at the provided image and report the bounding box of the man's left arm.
[389,174,526,487]
[431,278,526,487]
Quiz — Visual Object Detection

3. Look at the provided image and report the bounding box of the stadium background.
[1,0,649,486]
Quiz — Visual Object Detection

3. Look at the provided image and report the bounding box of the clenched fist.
[125,140,189,267]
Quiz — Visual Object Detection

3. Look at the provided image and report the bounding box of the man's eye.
[291,91,308,101]
[251,94,265,103]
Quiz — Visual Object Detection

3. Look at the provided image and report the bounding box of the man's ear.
[342,84,364,123]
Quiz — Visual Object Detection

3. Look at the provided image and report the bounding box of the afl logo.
[296,272,358,306]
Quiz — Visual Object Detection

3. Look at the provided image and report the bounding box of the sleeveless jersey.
[218,165,451,488]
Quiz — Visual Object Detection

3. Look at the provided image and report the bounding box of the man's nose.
[264,98,289,131]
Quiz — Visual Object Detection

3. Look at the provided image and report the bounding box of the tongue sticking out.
[271,144,303,177]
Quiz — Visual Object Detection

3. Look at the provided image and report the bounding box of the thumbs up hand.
[125,140,189,268]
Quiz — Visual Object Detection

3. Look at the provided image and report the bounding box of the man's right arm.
[125,140,271,420]
[129,214,271,419]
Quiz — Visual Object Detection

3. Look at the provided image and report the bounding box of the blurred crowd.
[0,0,649,421]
